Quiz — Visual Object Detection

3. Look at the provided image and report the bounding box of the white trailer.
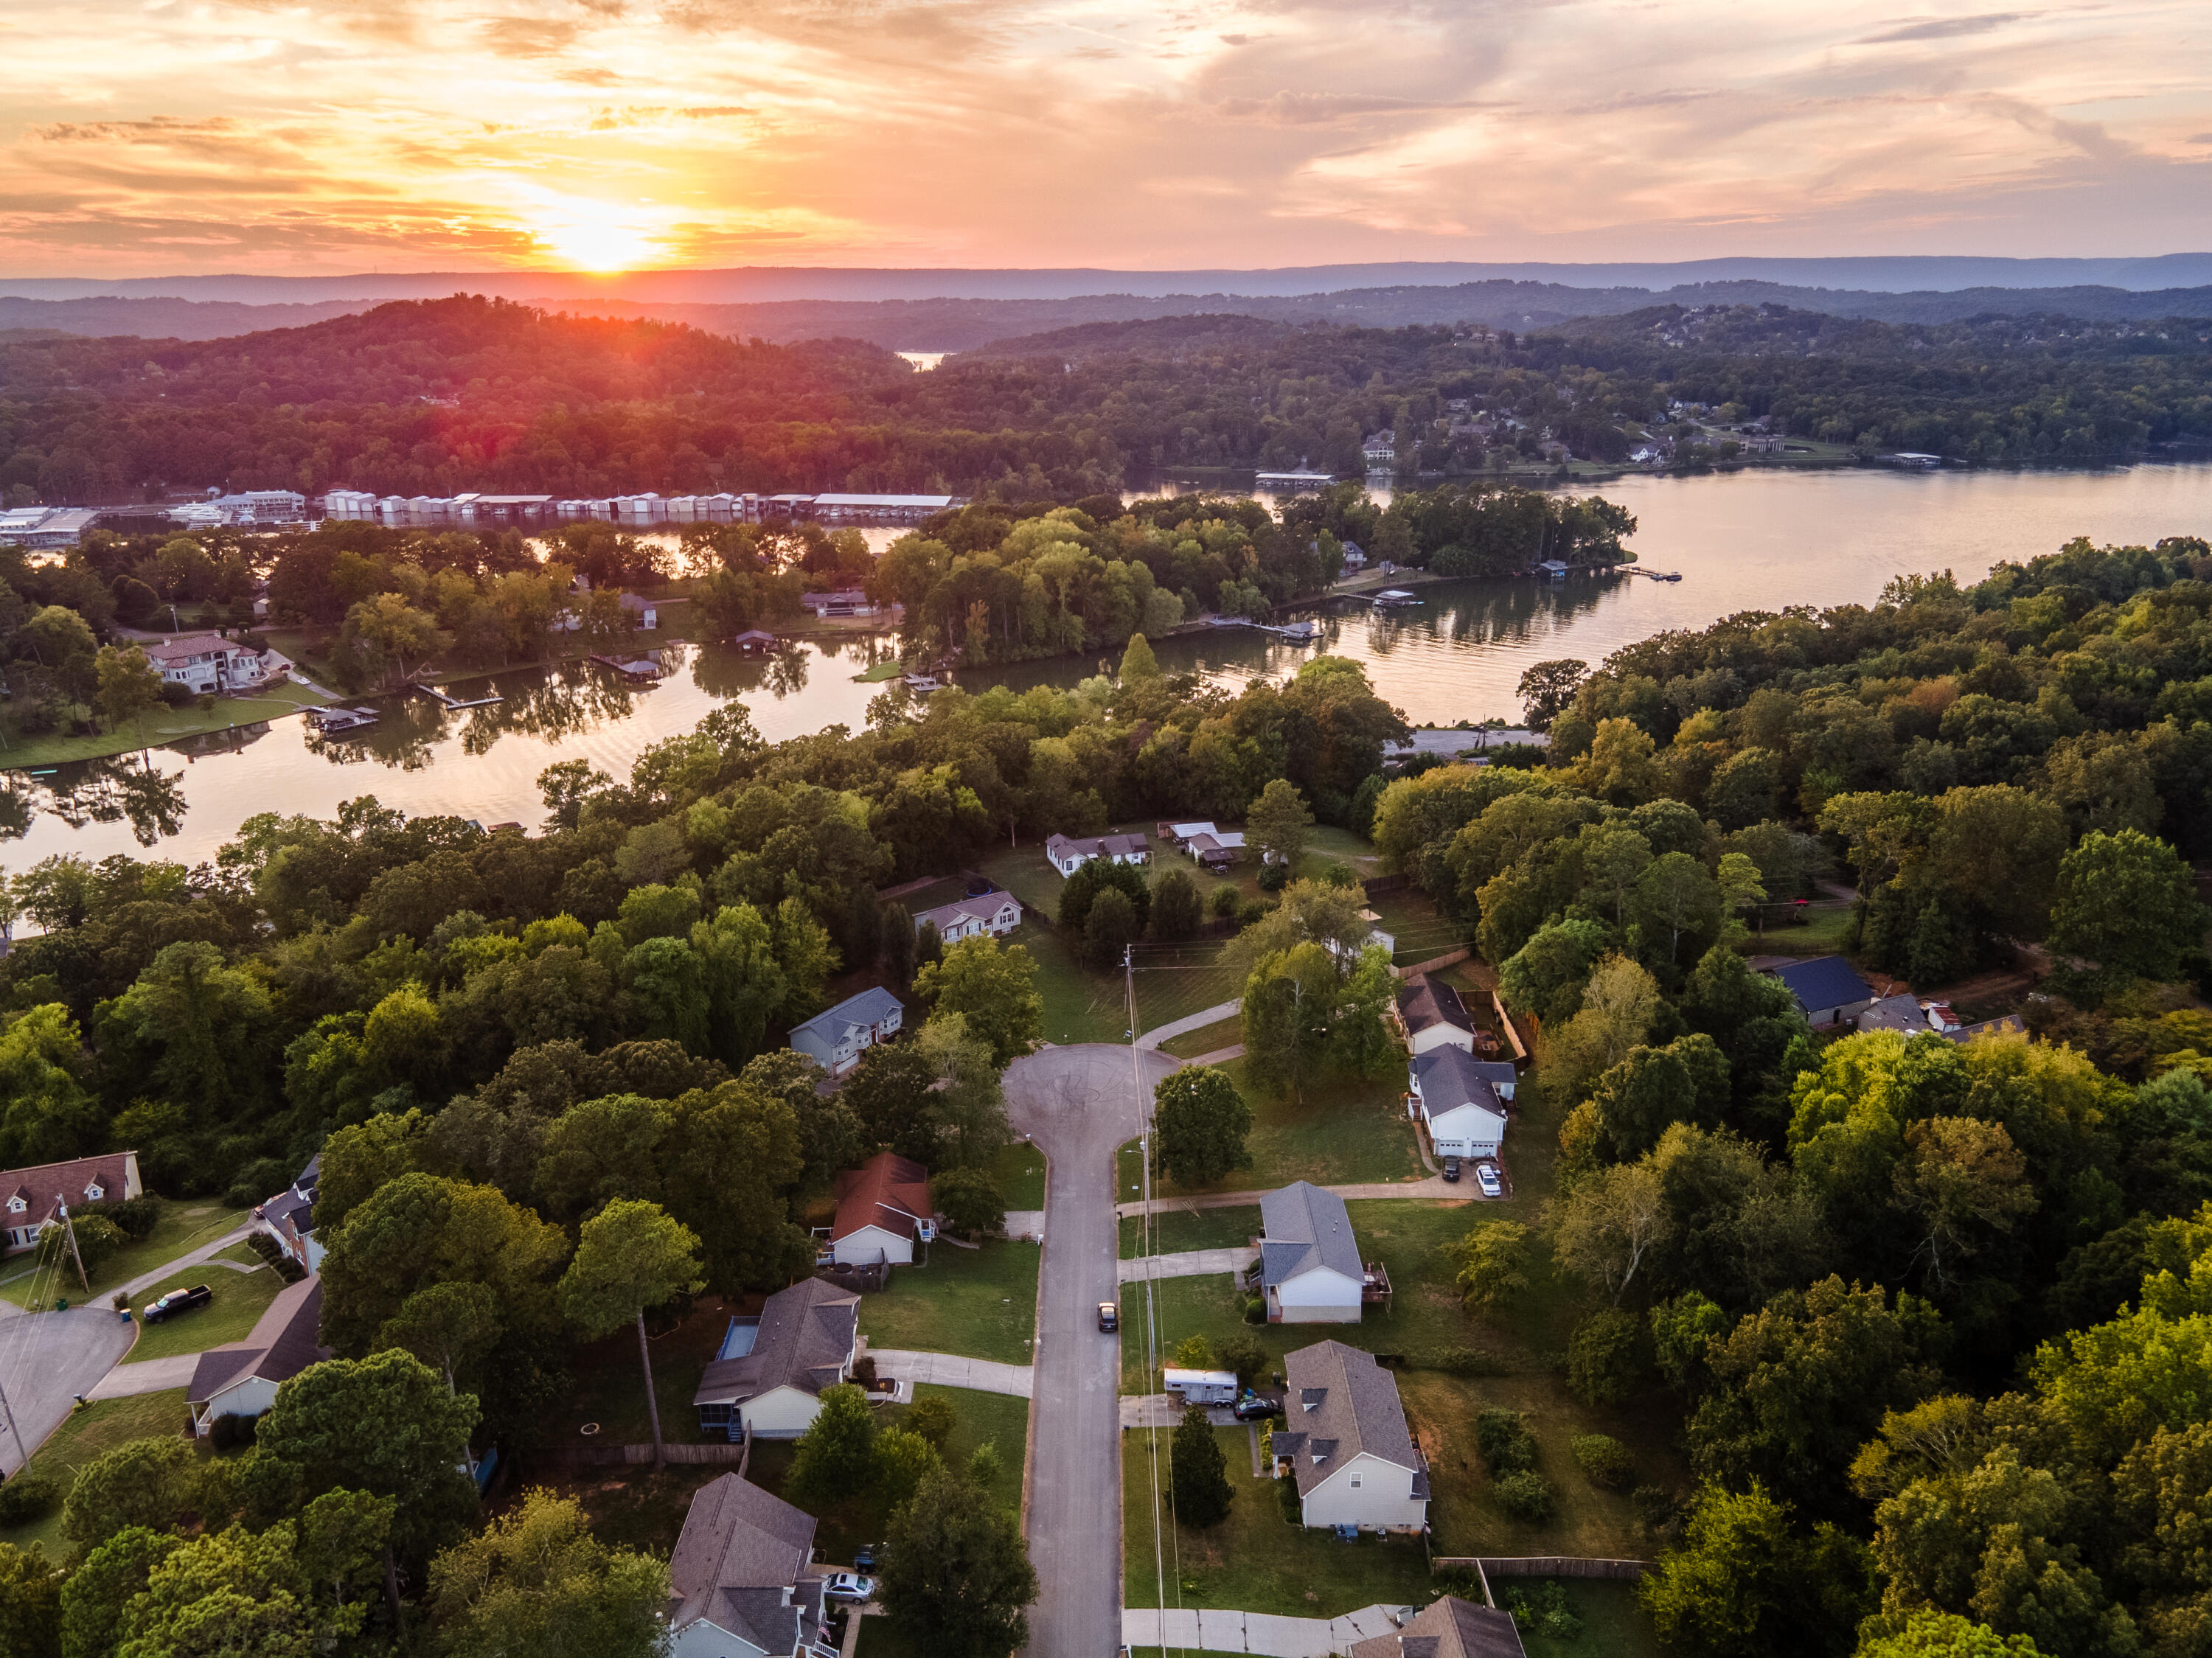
[1163,1368,1239,1406]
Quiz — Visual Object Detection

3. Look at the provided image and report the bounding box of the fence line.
[524,1440,752,1469]
[1489,992,1531,1062]
[1433,1556,1649,1581]
[1396,947,1472,978]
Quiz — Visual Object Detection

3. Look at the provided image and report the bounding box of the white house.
[1168,822,1246,869]
[1409,1046,1513,1160]
[257,1153,324,1273]
[798,590,876,618]
[1,1151,142,1254]
[827,1152,933,1266]
[692,1278,860,1441]
[1394,974,1480,1057]
[1250,1182,1367,1323]
[786,987,904,1077]
[913,890,1023,944]
[140,634,283,697]
[187,1278,331,1435]
[618,592,659,630]
[1273,1340,1430,1533]
[667,1474,835,1658]
[1044,832,1150,877]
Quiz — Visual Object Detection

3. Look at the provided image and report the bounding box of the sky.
[1,1,2208,276]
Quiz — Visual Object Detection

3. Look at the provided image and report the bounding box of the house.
[667,1473,833,1658]
[1765,955,1876,1028]
[258,1153,324,1272]
[187,1277,331,1435]
[1409,1046,1513,1160]
[618,593,658,630]
[1857,992,2024,1046]
[731,630,779,652]
[1348,1595,1525,1658]
[1045,832,1150,877]
[1362,431,1397,467]
[693,1278,860,1441]
[786,986,904,1077]
[1163,822,1248,868]
[798,590,876,619]
[1536,560,1571,579]
[1249,1182,1366,1323]
[1394,974,1478,1056]
[1340,540,1368,572]
[912,889,1023,944]
[1270,1340,1430,1532]
[141,634,280,697]
[2,1152,142,1253]
[828,1152,935,1266]
[1357,908,1394,959]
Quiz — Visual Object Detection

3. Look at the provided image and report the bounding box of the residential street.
[0,1303,137,1477]
[1006,1043,1178,1658]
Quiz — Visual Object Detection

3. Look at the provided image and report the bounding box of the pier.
[415,686,504,710]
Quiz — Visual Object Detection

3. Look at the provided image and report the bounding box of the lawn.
[0,1200,251,1309]
[544,1296,731,1446]
[1121,1060,1424,1199]
[857,1239,1041,1366]
[1015,923,1131,1046]
[121,1243,286,1363]
[1488,1578,1662,1658]
[1364,885,1473,971]
[1158,1014,1243,1061]
[0,1387,192,1557]
[1119,1205,1262,1261]
[1123,1422,1435,1617]
[991,1140,1048,1211]
[1749,905,1858,955]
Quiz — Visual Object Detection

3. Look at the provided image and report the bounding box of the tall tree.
[555,1199,703,1469]
[1245,778,1316,872]
[878,1459,1038,1658]
[1151,1064,1253,1190]
[914,936,1043,1066]
[2048,827,2208,989]
[428,1489,669,1658]
[1169,1404,1234,1528]
[787,1384,879,1505]
[92,644,161,743]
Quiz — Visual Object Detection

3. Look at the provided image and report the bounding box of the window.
[1350,1477,1362,1488]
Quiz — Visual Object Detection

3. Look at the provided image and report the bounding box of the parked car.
[1441,1157,1461,1182]
[140,1284,212,1324]
[1232,1393,1281,1421]
[1098,1301,1119,1332]
[853,1543,877,1572]
[1476,1163,1503,1199]
[824,1572,876,1604]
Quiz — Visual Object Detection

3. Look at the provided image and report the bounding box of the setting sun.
[532,209,661,273]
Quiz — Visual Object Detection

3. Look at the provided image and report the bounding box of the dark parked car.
[140,1284,212,1324]
[1098,1301,1119,1332]
[1441,1157,1461,1182]
[1232,1393,1282,1421]
[854,1543,877,1572]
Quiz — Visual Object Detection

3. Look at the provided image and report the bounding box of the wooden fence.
[1397,946,1472,978]
[524,1436,751,1471]
[1433,1556,1649,1580]
[1489,992,1531,1062]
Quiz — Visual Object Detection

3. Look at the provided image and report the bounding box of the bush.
[97,1196,164,1240]
[935,1167,1006,1238]
[1500,1580,1582,1640]
[1243,1297,1267,1326]
[1276,1469,1303,1521]
[1631,1484,1680,1535]
[1217,1334,1268,1385]
[223,1157,289,1211]
[1211,885,1243,919]
[1169,1334,1214,1370]
[1566,1308,1644,1407]
[1256,861,1290,893]
[206,1413,261,1451]
[1493,1469,1554,1522]
[1474,1409,1537,1474]
[1238,899,1270,926]
[0,1471,58,1525]
[1571,1433,1635,1490]
[243,1231,284,1266]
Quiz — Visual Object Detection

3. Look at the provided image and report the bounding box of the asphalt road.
[1006,1044,1178,1658]
[0,1301,138,1477]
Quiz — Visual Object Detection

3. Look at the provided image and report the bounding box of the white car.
[824,1572,876,1603]
[1475,1163,1504,1198]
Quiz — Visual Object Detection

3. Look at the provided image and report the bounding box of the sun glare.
[534,209,660,272]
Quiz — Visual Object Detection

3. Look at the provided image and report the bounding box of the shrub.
[0,1471,58,1525]
[1566,1308,1644,1406]
[206,1412,261,1451]
[1169,1334,1214,1370]
[98,1196,164,1240]
[1631,1484,1680,1535]
[1217,1334,1269,1385]
[1571,1433,1635,1490]
[223,1157,289,1211]
[1500,1580,1582,1640]
[1474,1409,1537,1474]
[1276,1469,1302,1522]
[1256,861,1290,893]
[1243,1297,1267,1325]
[1493,1470,1554,1522]
[1239,899,1270,926]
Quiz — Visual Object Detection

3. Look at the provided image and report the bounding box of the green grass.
[119,1244,287,1363]
[1159,1015,1243,1061]
[991,1141,1048,1211]
[1364,885,1473,970]
[1015,924,1131,1045]
[0,687,334,766]
[1119,1205,1262,1261]
[853,659,906,682]
[0,1201,251,1309]
[1498,1579,1662,1658]
[1123,1423,1435,1616]
[1179,1060,1425,1194]
[1747,905,1858,955]
[857,1239,1041,1366]
[544,1298,729,1446]
[0,1387,192,1557]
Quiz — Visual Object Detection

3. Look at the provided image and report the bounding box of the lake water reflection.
[5,462,2210,868]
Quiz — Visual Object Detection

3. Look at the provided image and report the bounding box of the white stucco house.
[187,1277,331,1435]
[1273,1340,1430,1532]
[1044,831,1150,877]
[141,634,285,696]
[667,1474,835,1658]
[1408,1046,1514,1160]
[912,889,1023,944]
[827,1152,934,1266]
[1249,1181,1368,1323]
[786,986,903,1077]
[693,1278,860,1441]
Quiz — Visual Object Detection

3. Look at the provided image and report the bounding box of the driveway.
[863,1350,1033,1399]
[1116,1177,1465,1219]
[1114,1246,1256,1286]
[1004,1043,1180,1658]
[0,1304,137,1477]
[1123,1603,1415,1657]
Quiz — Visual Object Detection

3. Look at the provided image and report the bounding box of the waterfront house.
[693,1278,860,1441]
[1271,1340,1430,1532]
[798,590,876,619]
[1045,831,1150,877]
[142,634,281,697]
[1408,1046,1512,1160]
[187,1278,330,1436]
[1,1151,142,1254]
[912,890,1023,944]
[731,630,778,652]
[1249,1182,1366,1323]
[1339,540,1368,572]
[1764,955,1875,1028]
[618,593,658,630]
[786,987,904,1077]
[827,1152,934,1265]
[667,1474,833,1658]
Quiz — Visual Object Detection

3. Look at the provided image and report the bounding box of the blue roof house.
[1765,956,1876,1028]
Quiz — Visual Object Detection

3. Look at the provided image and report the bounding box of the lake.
[5,462,2209,868]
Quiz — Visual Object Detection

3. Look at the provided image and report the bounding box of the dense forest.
[3,294,2207,509]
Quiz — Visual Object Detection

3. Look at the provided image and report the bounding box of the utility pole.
[58,1197,89,1294]
[0,1373,26,1474]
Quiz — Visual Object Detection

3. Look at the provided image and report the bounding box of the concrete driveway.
[0,1303,139,1477]
[1005,1043,1179,1658]
[864,1350,1034,1399]
[1115,1246,1257,1285]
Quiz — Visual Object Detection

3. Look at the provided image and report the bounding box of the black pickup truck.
[140,1284,213,1323]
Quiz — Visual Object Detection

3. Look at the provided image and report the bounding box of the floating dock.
[589,655,666,683]
[417,686,504,710]
[307,706,380,734]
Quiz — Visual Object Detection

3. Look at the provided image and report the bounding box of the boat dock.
[416,686,504,710]
[1622,566,1683,582]
[307,706,380,734]
[1206,616,1319,641]
[589,654,666,683]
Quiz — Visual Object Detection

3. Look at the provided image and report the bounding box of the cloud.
[1854,13,2025,44]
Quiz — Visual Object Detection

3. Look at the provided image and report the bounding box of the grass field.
[1119,1205,1263,1261]
[1123,1422,1435,1616]
[1015,924,1132,1046]
[856,1239,1041,1366]
[1119,1061,1424,1201]
[1747,905,1859,955]
[1158,1014,1243,1060]
[992,1140,1048,1211]
[0,1200,249,1309]
[0,1387,192,1557]
[546,1298,730,1446]
[121,1244,286,1363]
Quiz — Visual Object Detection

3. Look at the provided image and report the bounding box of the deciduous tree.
[556,1199,703,1469]
[1152,1064,1253,1189]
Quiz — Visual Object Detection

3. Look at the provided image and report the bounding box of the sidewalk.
[1122,1603,1414,1657]
[1136,1000,1241,1052]
[1116,1177,1461,1220]
[863,1348,1034,1398]
[1118,1393,1239,1430]
[1116,1245,1256,1285]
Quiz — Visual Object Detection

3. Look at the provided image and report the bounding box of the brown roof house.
[1270,1339,1430,1532]
[1349,1595,1526,1658]
[827,1152,935,1266]
[693,1278,860,1441]
[2,1152,142,1253]
[187,1277,332,1436]
[667,1472,833,1658]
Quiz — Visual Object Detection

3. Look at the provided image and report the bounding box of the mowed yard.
[0,1199,251,1309]
[1116,1059,1425,1204]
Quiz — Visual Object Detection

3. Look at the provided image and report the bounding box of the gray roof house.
[1271,1340,1430,1532]
[667,1472,832,1658]
[187,1277,332,1435]
[1765,955,1876,1027]
[911,890,1023,945]
[1349,1595,1525,1658]
[787,986,904,1077]
[1409,1046,1512,1160]
[1045,831,1150,877]
[1250,1182,1368,1323]
[693,1278,860,1441]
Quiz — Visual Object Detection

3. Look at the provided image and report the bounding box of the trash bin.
[56,1298,69,1312]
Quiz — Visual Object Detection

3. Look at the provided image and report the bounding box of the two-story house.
[1272,1340,1430,1533]
[786,987,904,1077]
